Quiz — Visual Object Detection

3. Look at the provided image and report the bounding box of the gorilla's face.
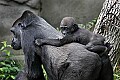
[10,10,36,50]
[10,10,38,50]
[10,20,23,50]
[60,26,70,36]
[60,17,77,36]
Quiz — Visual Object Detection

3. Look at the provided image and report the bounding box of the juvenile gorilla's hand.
[35,39,44,46]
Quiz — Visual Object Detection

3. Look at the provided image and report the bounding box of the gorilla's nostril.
[12,38,14,42]
[10,29,13,32]
[10,27,15,33]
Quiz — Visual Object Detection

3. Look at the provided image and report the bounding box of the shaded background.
[0,0,105,60]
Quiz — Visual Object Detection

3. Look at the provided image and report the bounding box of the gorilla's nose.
[62,33,66,37]
[62,31,66,35]
[10,27,15,32]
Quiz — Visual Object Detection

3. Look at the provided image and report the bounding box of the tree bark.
[93,0,120,67]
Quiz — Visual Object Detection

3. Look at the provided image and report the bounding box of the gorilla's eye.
[18,23,22,26]
[61,27,68,30]
[18,23,24,28]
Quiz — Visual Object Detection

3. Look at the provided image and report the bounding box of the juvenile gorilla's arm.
[85,40,107,54]
[35,35,76,47]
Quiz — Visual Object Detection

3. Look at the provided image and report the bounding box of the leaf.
[92,19,97,23]
[4,64,11,68]
[11,75,15,79]
[0,46,5,51]
[6,75,10,80]
[2,50,10,56]
[13,67,20,71]
[7,45,12,48]
[0,62,6,66]
[0,74,5,77]
[0,68,3,71]
[1,41,7,47]
[41,65,48,80]
[88,22,94,26]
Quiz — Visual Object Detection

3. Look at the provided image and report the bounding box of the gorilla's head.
[10,10,37,50]
[60,17,79,36]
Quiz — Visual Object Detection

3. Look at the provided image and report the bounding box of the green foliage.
[42,65,48,80]
[0,41,20,80]
[113,59,120,80]
[78,18,97,31]
[114,65,120,80]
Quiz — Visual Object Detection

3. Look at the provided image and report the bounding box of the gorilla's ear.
[70,24,79,32]
[73,24,78,28]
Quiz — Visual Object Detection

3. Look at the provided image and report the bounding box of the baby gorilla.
[35,17,108,54]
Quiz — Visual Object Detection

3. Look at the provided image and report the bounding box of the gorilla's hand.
[35,39,44,46]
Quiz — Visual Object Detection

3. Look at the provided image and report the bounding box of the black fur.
[35,17,113,80]
[35,17,107,54]
[11,10,45,80]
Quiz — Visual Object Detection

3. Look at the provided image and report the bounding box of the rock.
[14,0,28,4]
[40,0,105,28]
[0,0,104,66]
[0,0,40,58]
[27,0,40,9]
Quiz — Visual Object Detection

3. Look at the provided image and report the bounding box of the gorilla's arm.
[85,40,107,54]
[35,35,76,47]
[86,45,107,54]
[35,39,63,47]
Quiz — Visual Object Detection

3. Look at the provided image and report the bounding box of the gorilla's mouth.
[11,41,22,50]
[11,41,15,47]
[62,34,66,37]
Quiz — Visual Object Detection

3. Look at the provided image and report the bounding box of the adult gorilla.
[10,10,102,80]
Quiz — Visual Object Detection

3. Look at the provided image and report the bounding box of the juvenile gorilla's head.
[60,17,79,36]
[10,10,36,50]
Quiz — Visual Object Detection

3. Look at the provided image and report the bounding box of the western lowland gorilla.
[35,17,113,80]
[10,10,113,80]
[10,10,45,80]
[35,17,110,54]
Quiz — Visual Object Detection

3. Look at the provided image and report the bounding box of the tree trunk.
[93,0,120,68]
